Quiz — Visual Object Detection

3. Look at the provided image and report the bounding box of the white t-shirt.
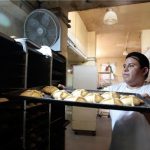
[103,82,150,150]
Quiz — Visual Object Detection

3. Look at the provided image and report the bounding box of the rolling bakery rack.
[1,33,150,150]
[1,88,150,150]
[0,33,66,150]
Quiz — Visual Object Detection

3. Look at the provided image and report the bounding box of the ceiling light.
[103,8,118,25]
[123,49,128,56]
[123,32,130,56]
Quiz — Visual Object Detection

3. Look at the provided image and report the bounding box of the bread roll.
[0,98,8,102]
[101,92,120,99]
[20,90,44,98]
[120,95,144,106]
[71,89,88,97]
[64,95,86,102]
[76,97,87,102]
[64,95,77,102]
[52,90,71,100]
[42,85,58,95]
[100,98,123,106]
[84,92,104,103]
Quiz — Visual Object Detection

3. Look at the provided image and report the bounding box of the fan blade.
[28,33,38,41]
[27,18,40,29]
[41,13,51,27]
[42,37,49,46]
[46,30,57,45]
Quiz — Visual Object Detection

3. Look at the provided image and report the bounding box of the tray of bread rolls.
[1,85,150,112]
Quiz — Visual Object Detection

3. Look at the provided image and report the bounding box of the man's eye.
[128,64,135,68]
[123,64,135,68]
[123,64,126,68]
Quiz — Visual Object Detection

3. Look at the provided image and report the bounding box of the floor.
[65,116,112,150]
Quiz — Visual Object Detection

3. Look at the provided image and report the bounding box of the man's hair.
[126,52,149,79]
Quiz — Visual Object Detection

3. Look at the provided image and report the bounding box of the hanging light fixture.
[103,8,118,25]
[123,49,128,56]
[123,32,130,56]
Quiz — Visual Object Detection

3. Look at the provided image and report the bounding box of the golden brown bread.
[71,89,88,97]
[120,95,144,106]
[52,90,71,100]
[84,92,104,103]
[20,90,44,98]
[42,86,59,95]
[0,98,8,103]
[75,96,87,102]
[64,95,77,101]
[100,98,123,105]
[64,95,86,102]
[99,92,144,106]
[101,92,120,99]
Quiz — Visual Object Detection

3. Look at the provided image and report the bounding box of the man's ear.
[143,67,149,76]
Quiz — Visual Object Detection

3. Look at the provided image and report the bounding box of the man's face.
[122,57,145,86]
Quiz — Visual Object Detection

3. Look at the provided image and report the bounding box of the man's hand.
[140,93,150,124]
[141,93,150,99]
[57,84,65,90]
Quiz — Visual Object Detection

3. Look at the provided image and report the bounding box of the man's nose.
[124,66,129,71]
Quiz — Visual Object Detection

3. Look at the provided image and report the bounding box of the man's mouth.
[123,74,129,78]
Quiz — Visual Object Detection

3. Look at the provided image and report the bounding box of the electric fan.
[24,9,61,51]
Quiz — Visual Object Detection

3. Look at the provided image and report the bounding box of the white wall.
[141,29,150,82]
[141,30,150,53]
[141,30,150,61]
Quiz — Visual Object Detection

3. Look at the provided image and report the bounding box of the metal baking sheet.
[1,88,150,112]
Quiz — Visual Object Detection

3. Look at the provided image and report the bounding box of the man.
[103,52,150,150]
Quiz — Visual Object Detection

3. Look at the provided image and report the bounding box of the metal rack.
[0,33,67,150]
[0,99,66,150]
[52,51,66,86]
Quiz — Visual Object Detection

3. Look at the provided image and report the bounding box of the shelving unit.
[52,51,66,86]
[0,101,24,150]
[25,103,50,150]
[0,34,67,150]
[0,100,66,150]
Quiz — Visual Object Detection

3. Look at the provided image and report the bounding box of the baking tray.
[1,87,150,112]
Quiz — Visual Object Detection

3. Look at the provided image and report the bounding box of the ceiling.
[78,2,150,58]
[67,1,150,62]
[13,0,150,60]
[18,0,150,12]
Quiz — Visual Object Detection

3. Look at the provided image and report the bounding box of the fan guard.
[24,9,61,50]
